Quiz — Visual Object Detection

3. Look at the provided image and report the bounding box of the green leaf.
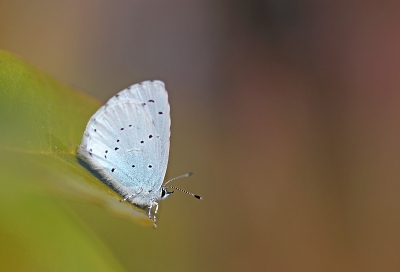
[0,50,151,271]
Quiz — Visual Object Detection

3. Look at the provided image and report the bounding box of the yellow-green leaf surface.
[0,50,151,271]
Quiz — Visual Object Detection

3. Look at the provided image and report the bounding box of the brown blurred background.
[2,0,400,271]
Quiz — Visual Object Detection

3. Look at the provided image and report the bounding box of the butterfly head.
[160,186,174,200]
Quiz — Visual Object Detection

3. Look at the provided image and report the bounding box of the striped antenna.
[164,172,202,200]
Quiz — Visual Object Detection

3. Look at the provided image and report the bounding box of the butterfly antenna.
[164,172,202,200]
[166,186,202,200]
[164,172,194,185]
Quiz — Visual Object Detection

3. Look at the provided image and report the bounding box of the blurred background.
[2,0,400,271]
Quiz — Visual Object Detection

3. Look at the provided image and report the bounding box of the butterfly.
[78,80,201,228]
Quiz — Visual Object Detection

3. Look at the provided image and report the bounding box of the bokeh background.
[2,1,400,271]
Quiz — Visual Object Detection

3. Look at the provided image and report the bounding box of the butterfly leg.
[153,201,159,229]
[148,200,159,228]
[148,202,153,218]
[120,187,143,202]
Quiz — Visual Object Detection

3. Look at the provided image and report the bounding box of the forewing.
[117,80,170,182]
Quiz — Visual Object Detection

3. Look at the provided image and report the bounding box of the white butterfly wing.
[122,80,171,180]
[78,80,170,202]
